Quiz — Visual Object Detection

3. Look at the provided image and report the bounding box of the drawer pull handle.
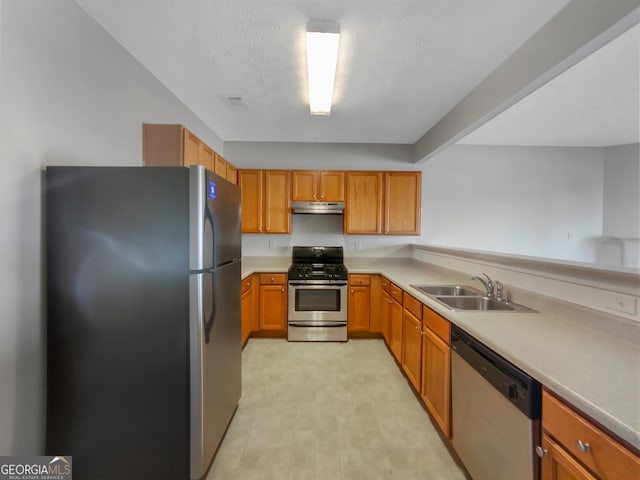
[535,446,548,458]
[576,440,591,453]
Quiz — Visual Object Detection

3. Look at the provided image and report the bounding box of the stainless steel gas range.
[287,246,348,342]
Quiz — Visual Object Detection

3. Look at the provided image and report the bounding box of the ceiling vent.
[223,96,249,109]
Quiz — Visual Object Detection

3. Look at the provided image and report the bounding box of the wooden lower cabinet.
[540,389,640,480]
[389,296,403,362]
[401,307,422,392]
[369,275,383,334]
[540,434,598,480]
[240,275,259,345]
[421,306,451,438]
[348,274,371,332]
[258,274,287,331]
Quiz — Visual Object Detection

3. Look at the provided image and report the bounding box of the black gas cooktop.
[288,246,348,281]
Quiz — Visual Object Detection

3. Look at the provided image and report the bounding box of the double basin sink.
[410,284,535,312]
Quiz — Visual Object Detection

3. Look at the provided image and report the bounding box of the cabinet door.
[241,285,252,346]
[239,170,263,233]
[402,309,422,392]
[319,171,345,201]
[540,434,598,480]
[385,172,421,234]
[291,171,317,201]
[214,153,227,178]
[344,172,383,234]
[264,170,291,233]
[369,275,382,333]
[200,143,214,171]
[226,164,238,185]
[389,297,403,362]
[259,284,287,331]
[348,285,370,332]
[380,291,391,344]
[183,130,201,167]
[421,327,451,438]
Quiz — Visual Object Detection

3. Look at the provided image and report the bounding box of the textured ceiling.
[459,23,640,147]
[75,0,572,144]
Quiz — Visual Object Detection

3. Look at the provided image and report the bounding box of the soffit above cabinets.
[75,0,570,144]
[458,23,640,148]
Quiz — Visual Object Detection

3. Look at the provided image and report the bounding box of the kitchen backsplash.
[241,213,414,257]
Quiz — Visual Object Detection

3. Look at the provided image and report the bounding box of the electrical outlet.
[268,240,277,249]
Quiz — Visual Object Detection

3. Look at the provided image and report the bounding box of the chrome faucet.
[470,272,494,297]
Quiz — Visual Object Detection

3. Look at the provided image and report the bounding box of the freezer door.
[189,166,241,270]
[189,260,241,480]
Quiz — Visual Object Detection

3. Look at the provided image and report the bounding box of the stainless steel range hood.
[291,201,344,215]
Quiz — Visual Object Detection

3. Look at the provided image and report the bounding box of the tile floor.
[206,338,469,480]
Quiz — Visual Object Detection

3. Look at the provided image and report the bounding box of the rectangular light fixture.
[306,21,340,115]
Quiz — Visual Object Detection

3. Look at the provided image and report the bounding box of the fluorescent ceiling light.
[306,21,340,115]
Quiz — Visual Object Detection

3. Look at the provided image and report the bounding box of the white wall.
[600,143,640,267]
[0,0,224,455]
[422,144,604,263]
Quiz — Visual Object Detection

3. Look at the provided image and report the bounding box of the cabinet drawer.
[422,306,450,345]
[259,273,287,285]
[403,293,422,319]
[349,274,370,286]
[241,276,253,293]
[542,390,640,479]
[389,283,403,303]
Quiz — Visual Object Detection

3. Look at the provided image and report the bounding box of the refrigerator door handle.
[204,201,216,270]
[204,271,217,344]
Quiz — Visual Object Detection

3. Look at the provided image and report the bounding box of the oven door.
[288,282,347,323]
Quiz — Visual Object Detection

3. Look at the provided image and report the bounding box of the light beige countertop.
[242,255,640,450]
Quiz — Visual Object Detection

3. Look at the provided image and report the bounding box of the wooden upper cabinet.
[239,170,263,233]
[344,171,383,234]
[291,171,317,201]
[226,164,238,185]
[142,124,239,183]
[291,170,345,202]
[385,171,421,235]
[214,152,227,178]
[264,170,291,234]
[200,143,214,171]
[239,170,290,234]
[319,171,345,201]
[183,130,201,167]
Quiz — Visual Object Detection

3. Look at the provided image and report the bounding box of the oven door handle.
[288,322,347,328]
[288,282,348,287]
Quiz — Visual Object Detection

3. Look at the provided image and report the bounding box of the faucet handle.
[495,281,509,304]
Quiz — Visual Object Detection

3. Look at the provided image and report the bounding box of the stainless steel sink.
[411,284,482,296]
[434,295,536,312]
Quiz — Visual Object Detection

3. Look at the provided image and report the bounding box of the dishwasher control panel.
[451,325,541,419]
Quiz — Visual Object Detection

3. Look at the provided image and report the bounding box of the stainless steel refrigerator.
[45,165,241,480]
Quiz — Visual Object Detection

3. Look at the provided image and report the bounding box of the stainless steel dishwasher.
[451,325,541,480]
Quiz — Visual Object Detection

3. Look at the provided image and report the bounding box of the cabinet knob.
[350,289,354,293]
[271,277,275,282]
[320,194,324,199]
[535,446,548,458]
[281,287,285,292]
[576,440,591,453]
[312,195,316,200]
